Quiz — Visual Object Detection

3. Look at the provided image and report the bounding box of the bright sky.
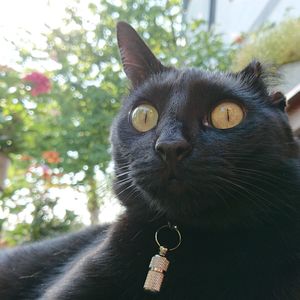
[0,0,69,66]
[0,0,122,225]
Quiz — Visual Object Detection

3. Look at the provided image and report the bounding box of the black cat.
[1,21,300,300]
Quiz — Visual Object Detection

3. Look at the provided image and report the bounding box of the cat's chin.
[139,183,278,230]
[165,178,187,194]
[143,185,219,224]
[162,205,251,230]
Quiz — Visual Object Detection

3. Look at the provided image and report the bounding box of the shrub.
[233,18,300,70]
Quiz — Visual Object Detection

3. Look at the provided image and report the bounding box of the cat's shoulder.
[0,224,109,299]
[0,224,109,261]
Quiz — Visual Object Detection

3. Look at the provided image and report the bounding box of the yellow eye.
[210,101,244,129]
[131,104,158,132]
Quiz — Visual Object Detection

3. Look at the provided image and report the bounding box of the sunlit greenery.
[0,0,234,245]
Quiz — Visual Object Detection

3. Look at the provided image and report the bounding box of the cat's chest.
[121,265,300,300]
[115,241,300,300]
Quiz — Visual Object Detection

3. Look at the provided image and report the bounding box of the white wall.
[186,0,300,40]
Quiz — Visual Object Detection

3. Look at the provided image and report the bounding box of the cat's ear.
[239,61,286,111]
[270,91,286,112]
[239,60,263,79]
[116,21,165,87]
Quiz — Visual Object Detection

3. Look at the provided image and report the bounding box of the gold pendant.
[144,246,169,293]
[143,224,182,293]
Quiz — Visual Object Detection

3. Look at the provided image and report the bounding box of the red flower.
[42,151,61,164]
[233,35,245,44]
[24,72,51,96]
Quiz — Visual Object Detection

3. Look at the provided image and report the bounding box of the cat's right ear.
[116,21,165,87]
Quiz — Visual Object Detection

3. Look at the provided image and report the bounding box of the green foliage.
[233,18,300,70]
[0,67,30,155]
[0,154,82,246]
[182,20,234,70]
[3,202,80,246]
[0,67,61,158]
[1,0,234,245]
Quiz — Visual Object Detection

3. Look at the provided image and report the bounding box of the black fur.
[1,22,300,299]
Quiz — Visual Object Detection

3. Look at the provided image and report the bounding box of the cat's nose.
[155,139,192,162]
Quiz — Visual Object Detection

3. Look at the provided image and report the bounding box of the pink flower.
[24,72,51,96]
[41,164,52,180]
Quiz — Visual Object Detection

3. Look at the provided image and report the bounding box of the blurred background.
[0,0,299,246]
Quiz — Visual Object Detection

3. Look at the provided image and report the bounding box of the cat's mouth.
[167,175,179,185]
[165,173,186,193]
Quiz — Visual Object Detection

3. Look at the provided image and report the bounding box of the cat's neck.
[111,208,300,253]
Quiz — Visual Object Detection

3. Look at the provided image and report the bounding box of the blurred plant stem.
[87,177,99,225]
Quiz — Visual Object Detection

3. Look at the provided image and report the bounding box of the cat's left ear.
[116,21,165,87]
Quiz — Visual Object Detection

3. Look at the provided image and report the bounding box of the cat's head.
[111,22,299,228]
